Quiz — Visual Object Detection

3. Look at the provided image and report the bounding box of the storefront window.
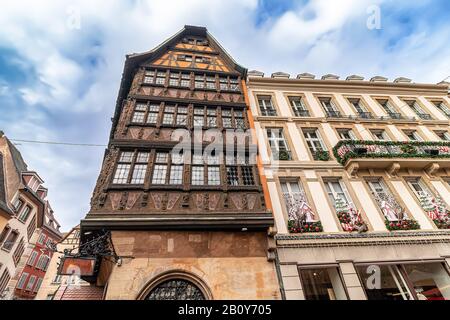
[357,265,413,300]
[403,263,450,300]
[299,267,348,300]
[357,263,450,300]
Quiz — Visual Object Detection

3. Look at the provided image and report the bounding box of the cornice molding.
[248,78,448,96]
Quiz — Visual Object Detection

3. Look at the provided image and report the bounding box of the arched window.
[145,279,205,300]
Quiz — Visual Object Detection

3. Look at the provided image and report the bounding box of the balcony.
[333,140,450,176]
[293,109,310,117]
[260,110,278,117]
[417,113,433,120]
[357,112,373,119]
[325,110,343,118]
[386,112,403,120]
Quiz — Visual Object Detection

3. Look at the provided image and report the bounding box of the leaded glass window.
[146,279,205,300]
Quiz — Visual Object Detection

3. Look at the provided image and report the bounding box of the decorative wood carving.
[181,193,190,208]
[208,194,220,211]
[90,148,120,209]
[118,192,129,210]
[126,193,140,210]
[141,192,149,208]
[246,194,256,210]
[152,193,163,210]
[110,193,122,210]
[167,194,180,210]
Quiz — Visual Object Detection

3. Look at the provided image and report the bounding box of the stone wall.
[104,230,281,300]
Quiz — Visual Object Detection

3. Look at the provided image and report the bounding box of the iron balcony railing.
[325,110,343,118]
[417,113,433,120]
[357,111,373,119]
[387,112,403,120]
[260,109,278,117]
[293,109,310,117]
[333,140,450,165]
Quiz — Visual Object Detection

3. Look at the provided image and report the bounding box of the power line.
[10,139,107,147]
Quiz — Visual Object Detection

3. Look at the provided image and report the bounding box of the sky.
[0,0,449,231]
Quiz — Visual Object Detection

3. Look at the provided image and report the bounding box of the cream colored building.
[247,71,450,300]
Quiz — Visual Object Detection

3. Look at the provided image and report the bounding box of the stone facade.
[248,72,450,300]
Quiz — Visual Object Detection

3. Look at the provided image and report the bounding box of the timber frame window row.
[112,150,257,187]
[143,69,240,92]
[130,102,248,130]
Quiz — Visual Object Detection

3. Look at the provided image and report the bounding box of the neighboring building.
[35,225,103,300]
[0,132,62,299]
[248,72,450,300]
[12,202,62,299]
[71,26,279,300]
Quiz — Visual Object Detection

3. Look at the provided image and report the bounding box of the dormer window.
[13,198,24,212]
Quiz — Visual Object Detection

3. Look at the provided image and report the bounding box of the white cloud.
[1,0,449,230]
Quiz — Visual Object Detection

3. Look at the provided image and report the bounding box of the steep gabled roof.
[0,152,13,217]
[109,25,246,142]
[6,138,28,173]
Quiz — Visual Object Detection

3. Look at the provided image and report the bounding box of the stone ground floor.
[276,231,450,300]
[100,230,281,300]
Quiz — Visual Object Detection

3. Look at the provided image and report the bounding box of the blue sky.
[0,0,449,230]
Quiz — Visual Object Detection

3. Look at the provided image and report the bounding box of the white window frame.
[337,129,357,140]
[289,96,308,116]
[406,178,431,199]
[319,97,338,113]
[432,100,450,118]
[349,98,367,114]
[257,96,276,116]
[404,130,423,141]
[267,128,290,152]
[303,129,327,152]
[371,130,391,141]
[435,131,450,141]
[324,179,353,207]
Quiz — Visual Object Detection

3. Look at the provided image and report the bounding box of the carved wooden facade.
[83,26,273,231]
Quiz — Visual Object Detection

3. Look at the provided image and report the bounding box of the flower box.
[288,220,323,233]
[385,219,420,231]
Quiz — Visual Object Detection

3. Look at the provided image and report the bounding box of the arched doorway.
[146,279,205,300]
[137,271,213,300]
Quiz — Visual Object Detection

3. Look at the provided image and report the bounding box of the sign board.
[58,257,96,276]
